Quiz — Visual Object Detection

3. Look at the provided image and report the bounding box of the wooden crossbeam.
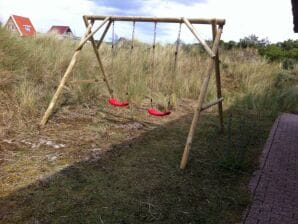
[84,15,225,25]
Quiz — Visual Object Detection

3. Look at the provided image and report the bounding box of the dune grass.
[0,27,297,127]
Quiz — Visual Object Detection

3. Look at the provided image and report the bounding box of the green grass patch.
[0,111,273,224]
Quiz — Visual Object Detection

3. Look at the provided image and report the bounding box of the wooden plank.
[201,97,224,111]
[70,79,100,84]
[84,15,225,25]
[180,26,223,169]
[212,22,224,132]
[183,17,215,58]
[40,23,93,126]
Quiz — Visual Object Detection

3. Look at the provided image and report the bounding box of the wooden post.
[83,16,114,97]
[183,17,215,58]
[201,97,224,111]
[212,22,224,133]
[40,23,93,126]
[180,26,223,169]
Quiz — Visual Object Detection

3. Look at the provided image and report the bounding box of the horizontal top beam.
[84,15,225,26]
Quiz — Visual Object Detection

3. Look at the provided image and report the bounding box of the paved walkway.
[243,113,298,224]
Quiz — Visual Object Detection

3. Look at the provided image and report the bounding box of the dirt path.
[0,100,195,197]
[243,113,298,224]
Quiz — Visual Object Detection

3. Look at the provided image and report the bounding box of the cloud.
[202,0,297,43]
[0,0,296,42]
[95,0,143,14]
[134,0,297,42]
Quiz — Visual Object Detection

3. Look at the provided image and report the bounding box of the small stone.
[50,156,57,161]
[3,139,13,144]
[38,176,52,187]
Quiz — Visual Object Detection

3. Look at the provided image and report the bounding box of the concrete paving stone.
[243,113,298,224]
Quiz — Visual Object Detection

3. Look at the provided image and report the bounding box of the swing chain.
[127,21,136,98]
[174,22,182,71]
[167,22,182,108]
[150,21,157,107]
[112,20,115,49]
[131,21,136,51]
[111,20,115,85]
[153,21,157,50]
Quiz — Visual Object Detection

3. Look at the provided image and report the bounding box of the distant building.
[48,26,74,38]
[4,15,36,36]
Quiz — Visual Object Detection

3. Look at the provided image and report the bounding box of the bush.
[258,39,298,64]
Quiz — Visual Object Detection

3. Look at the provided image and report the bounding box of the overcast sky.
[0,0,297,43]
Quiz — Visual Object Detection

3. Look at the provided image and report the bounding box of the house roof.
[48,26,73,35]
[10,15,36,36]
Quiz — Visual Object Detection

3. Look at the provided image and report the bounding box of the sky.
[0,0,297,43]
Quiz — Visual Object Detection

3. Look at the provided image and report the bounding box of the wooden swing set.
[40,15,225,169]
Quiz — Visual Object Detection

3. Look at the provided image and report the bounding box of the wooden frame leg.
[180,26,223,169]
[212,23,224,133]
[40,23,94,126]
[83,16,114,97]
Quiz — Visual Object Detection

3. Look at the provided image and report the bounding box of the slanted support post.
[75,17,110,51]
[183,17,215,58]
[97,20,112,49]
[40,23,94,126]
[180,26,223,169]
[212,22,224,133]
[83,16,114,97]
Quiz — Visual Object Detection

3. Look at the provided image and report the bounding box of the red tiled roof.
[48,26,72,35]
[11,15,36,36]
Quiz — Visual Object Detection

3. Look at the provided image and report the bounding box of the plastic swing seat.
[108,98,129,107]
[147,108,171,116]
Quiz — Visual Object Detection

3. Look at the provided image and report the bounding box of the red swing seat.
[147,108,171,116]
[108,98,129,107]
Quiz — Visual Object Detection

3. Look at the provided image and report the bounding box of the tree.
[258,39,298,66]
[238,34,269,48]
[222,40,237,50]
[279,39,298,51]
[258,45,284,61]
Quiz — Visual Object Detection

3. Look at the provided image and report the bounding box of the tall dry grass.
[0,27,297,129]
[220,49,298,114]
